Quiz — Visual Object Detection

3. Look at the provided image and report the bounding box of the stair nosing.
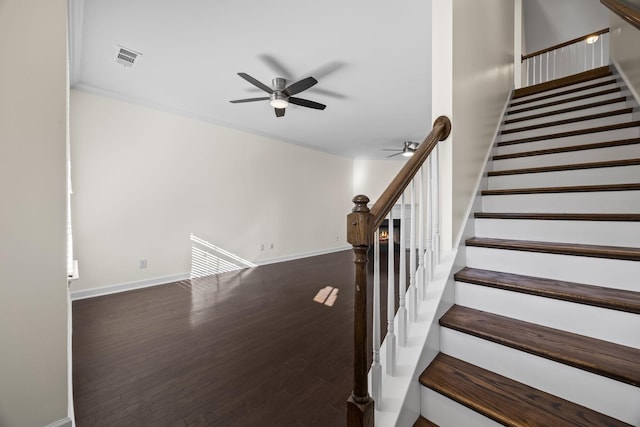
[474,212,640,222]
[454,267,640,314]
[465,237,640,261]
[420,353,633,427]
[509,87,622,115]
[493,137,640,160]
[510,79,619,108]
[481,182,640,195]
[503,96,628,125]
[497,121,640,147]
[501,107,633,135]
[488,158,640,176]
[439,306,640,386]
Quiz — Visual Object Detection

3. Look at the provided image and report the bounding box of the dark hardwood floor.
[73,249,401,426]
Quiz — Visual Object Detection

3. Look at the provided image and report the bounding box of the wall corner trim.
[46,417,73,427]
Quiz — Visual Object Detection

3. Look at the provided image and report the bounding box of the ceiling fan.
[230,73,326,117]
[383,141,419,158]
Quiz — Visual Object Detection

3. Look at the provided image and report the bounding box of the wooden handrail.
[522,28,610,61]
[601,0,640,30]
[346,115,451,427]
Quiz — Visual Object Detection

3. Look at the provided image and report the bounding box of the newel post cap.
[347,195,372,246]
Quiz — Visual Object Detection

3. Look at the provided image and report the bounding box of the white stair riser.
[502,100,629,131]
[454,282,640,347]
[512,76,617,104]
[491,144,640,170]
[498,113,633,141]
[440,328,640,425]
[507,92,626,119]
[482,190,640,213]
[495,127,640,156]
[465,246,640,291]
[420,387,502,427]
[510,83,619,110]
[487,165,640,189]
[474,218,640,247]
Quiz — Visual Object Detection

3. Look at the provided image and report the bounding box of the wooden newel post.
[347,195,374,427]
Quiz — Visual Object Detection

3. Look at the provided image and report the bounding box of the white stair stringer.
[465,246,640,291]
[454,281,640,348]
[439,328,640,425]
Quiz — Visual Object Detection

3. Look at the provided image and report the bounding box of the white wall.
[352,159,404,203]
[609,11,640,103]
[70,91,353,292]
[450,0,514,247]
[0,1,70,426]
[523,0,608,54]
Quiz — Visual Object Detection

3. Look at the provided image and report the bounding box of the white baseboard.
[70,272,190,300]
[46,417,73,427]
[255,245,351,266]
[70,246,351,300]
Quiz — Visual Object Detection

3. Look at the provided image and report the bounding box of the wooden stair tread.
[413,416,439,427]
[493,137,640,160]
[488,158,640,176]
[498,121,640,146]
[474,212,640,222]
[440,306,640,386]
[509,87,621,115]
[465,237,640,261]
[482,182,640,195]
[501,107,632,135]
[420,353,632,427]
[454,267,640,314]
[504,96,628,125]
[513,66,612,99]
[510,78,618,108]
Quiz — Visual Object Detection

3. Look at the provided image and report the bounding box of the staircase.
[416,66,640,426]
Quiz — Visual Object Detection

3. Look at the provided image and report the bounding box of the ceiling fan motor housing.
[272,77,287,91]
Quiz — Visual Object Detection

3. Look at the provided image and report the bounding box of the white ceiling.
[70,0,433,159]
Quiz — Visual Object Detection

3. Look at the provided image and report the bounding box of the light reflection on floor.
[313,286,339,307]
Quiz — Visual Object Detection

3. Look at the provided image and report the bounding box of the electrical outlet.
[139,259,147,269]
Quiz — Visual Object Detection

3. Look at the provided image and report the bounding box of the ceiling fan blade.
[288,97,326,110]
[284,77,318,96]
[259,55,294,80]
[229,97,270,103]
[275,108,285,117]
[387,152,403,158]
[237,73,273,94]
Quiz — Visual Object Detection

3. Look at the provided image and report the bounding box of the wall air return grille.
[116,46,141,67]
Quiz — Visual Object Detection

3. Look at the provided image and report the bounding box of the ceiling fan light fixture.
[270,92,289,108]
[585,34,599,44]
[402,148,414,157]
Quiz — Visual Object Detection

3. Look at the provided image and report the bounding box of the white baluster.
[417,168,425,300]
[425,157,434,283]
[546,51,549,83]
[432,145,441,264]
[398,193,408,346]
[372,229,381,408]
[386,211,396,376]
[408,180,417,322]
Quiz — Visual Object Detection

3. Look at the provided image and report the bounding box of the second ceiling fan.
[230,72,326,117]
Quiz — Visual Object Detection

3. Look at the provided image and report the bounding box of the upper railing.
[521,28,610,87]
[346,116,451,427]
[601,0,640,30]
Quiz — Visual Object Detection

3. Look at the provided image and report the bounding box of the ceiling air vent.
[115,46,142,68]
